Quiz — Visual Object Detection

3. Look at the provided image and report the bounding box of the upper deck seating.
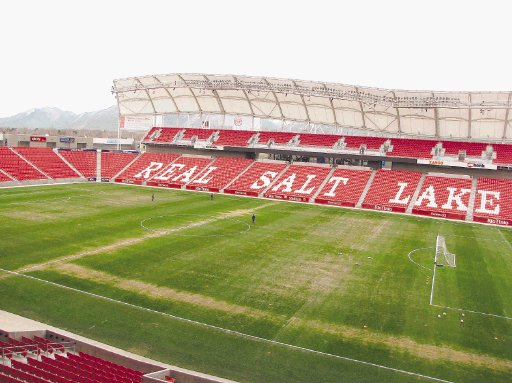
[257,132,296,145]
[143,127,182,143]
[343,136,386,151]
[214,130,256,146]
[441,141,487,158]
[182,128,216,140]
[493,143,512,165]
[297,134,341,148]
[388,138,437,159]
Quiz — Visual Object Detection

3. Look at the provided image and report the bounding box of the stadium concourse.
[1,130,512,227]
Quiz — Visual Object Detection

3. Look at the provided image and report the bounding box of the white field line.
[430,304,512,321]
[139,214,252,238]
[2,180,512,231]
[496,228,512,252]
[17,205,271,273]
[428,235,512,320]
[0,268,454,383]
[407,247,434,273]
[442,233,512,245]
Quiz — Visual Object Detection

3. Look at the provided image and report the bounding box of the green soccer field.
[0,183,511,383]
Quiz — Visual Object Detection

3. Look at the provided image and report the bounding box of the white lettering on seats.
[153,164,185,181]
[414,185,438,208]
[193,166,218,184]
[296,174,318,194]
[441,187,471,211]
[323,176,349,197]
[172,166,198,183]
[475,190,500,215]
[388,182,411,205]
[250,171,278,189]
[134,162,164,179]
[272,173,296,193]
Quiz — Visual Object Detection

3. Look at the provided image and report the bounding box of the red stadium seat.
[264,164,332,202]
[224,161,288,197]
[412,175,473,221]
[14,147,80,179]
[58,150,97,178]
[100,152,138,179]
[186,157,253,192]
[472,178,512,226]
[146,155,213,188]
[0,147,47,181]
[115,153,179,184]
[315,168,372,207]
[362,170,423,213]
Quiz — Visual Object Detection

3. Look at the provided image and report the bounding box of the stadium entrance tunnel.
[140,214,251,237]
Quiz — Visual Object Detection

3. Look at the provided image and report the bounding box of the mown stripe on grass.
[0,267,456,383]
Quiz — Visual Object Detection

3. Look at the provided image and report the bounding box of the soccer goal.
[435,235,456,267]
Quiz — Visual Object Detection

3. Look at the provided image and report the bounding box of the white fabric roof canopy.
[113,73,512,141]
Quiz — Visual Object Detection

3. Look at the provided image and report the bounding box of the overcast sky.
[1,0,511,117]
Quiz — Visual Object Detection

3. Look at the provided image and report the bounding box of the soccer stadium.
[0,71,511,383]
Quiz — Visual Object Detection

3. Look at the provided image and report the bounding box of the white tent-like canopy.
[113,73,512,142]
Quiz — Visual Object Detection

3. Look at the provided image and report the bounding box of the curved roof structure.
[113,73,512,142]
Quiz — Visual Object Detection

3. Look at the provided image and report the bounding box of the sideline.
[0,268,455,383]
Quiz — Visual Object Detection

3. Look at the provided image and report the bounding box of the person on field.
[251,213,256,225]
[210,193,214,201]
[151,193,155,202]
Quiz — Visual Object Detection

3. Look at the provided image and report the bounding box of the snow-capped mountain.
[0,106,119,131]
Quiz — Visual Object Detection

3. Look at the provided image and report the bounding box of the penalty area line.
[430,304,512,321]
[0,268,454,383]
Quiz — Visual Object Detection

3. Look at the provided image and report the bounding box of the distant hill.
[0,106,119,131]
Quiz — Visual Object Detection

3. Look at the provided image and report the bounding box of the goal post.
[435,235,456,267]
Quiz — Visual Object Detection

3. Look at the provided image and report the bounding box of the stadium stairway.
[224,160,289,197]
[55,149,85,178]
[465,177,478,222]
[406,173,427,214]
[355,169,376,208]
[111,152,141,181]
[258,162,291,197]
[9,147,50,180]
[185,157,253,192]
[0,168,16,182]
[310,166,336,202]
[221,160,255,192]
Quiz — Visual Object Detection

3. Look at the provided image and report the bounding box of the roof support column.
[355,87,367,129]
[135,78,156,114]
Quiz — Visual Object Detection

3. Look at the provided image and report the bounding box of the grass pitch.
[0,183,511,382]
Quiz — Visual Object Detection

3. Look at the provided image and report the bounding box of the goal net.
[435,235,456,267]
